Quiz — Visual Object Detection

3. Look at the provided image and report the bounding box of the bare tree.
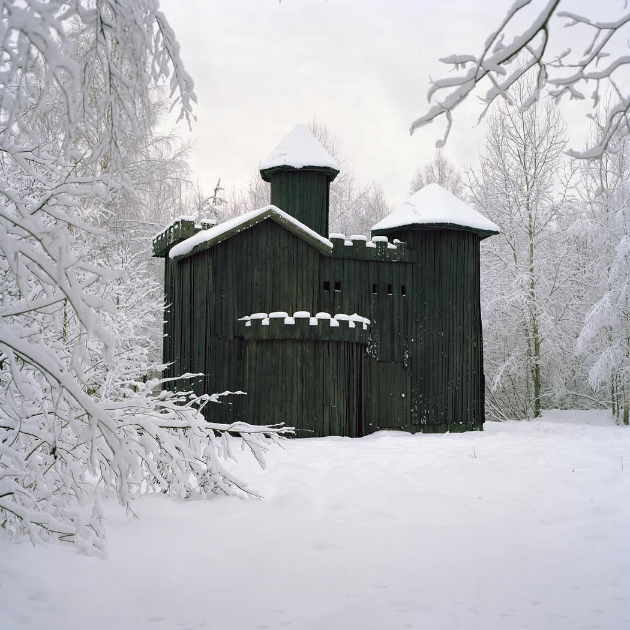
[222,172,271,220]
[469,80,571,420]
[575,122,630,425]
[308,121,390,236]
[410,149,464,197]
[412,1,630,158]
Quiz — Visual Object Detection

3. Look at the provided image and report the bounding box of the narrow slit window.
[323,281,330,292]
[387,284,393,295]
[401,285,407,296]
[334,281,342,292]
[372,283,378,295]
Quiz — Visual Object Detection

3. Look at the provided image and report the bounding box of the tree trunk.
[624,380,629,426]
[528,209,541,418]
[625,296,630,425]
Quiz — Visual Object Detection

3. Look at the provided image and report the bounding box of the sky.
[159,0,617,208]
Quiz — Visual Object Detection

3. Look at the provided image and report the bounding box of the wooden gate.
[364,359,412,433]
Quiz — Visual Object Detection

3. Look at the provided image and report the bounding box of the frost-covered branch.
[0,1,292,555]
[412,0,630,158]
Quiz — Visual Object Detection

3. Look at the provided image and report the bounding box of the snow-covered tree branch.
[0,0,289,554]
[412,0,630,158]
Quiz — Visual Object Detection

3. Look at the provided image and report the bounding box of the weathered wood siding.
[240,337,364,437]
[317,241,414,433]
[161,219,486,435]
[386,229,484,432]
[164,219,347,427]
[266,169,332,236]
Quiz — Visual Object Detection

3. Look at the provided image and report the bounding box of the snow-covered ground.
[1,410,628,630]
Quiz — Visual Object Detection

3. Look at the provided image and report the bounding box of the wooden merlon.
[239,312,370,344]
[328,234,415,262]
[152,218,216,258]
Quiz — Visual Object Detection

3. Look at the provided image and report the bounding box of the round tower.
[371,183,500,432]
[259,124,339,237]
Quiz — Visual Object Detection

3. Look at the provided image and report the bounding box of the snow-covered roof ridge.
[260,124,340,172]
[371,183,500,238]
[169,205,333,260]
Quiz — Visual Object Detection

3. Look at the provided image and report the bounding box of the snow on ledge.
[372,183,500,235]
[238,311,371,330]
[153,215,196,240]
[260,124,340,172]
[331,234,405,251]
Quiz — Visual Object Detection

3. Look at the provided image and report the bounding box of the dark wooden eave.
[260,164,339,183]
[371,221,500,241]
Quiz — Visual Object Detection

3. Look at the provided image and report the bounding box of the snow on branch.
[0,1,285,556]
[0,372,292,554]
[411,0,630,158]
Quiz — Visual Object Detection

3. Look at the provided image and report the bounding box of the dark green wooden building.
[153,124,499,436]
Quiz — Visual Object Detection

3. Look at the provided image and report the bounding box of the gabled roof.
[259,124,340,176]
[371,183,500,239]
[169,205,333,260]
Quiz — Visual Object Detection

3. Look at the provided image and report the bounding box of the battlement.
[153,217,217,257]
[328,234,414,262]
[238,311,370,343]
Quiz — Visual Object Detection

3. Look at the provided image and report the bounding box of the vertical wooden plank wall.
[241,339,364,437]
[387,229,484,432]
[267,170,332,236]
[161,220,485,435]
[317,250,414,433]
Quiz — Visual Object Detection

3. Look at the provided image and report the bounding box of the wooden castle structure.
[153,124,500,436]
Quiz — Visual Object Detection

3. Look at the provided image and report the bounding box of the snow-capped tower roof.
[371,183,500,240]
[259,124,339,236]
[259,124,340,176]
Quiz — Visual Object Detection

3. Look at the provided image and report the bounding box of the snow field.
[0,410,628,630]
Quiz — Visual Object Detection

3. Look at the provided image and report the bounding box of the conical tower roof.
[372,183,499,239]
[260,124,340,178]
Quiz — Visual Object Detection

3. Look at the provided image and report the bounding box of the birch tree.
[469,82,572,419]
[575,132,630,424]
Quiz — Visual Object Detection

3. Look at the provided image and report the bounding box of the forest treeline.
[166,99,630,426]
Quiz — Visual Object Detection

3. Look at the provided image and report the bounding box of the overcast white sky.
[160,0,615,207]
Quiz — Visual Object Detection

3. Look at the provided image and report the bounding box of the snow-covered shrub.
[0,372,290,553]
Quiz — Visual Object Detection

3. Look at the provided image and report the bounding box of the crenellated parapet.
[238,311,370,343]
[328,234,414,262]
[153,217,217,258]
